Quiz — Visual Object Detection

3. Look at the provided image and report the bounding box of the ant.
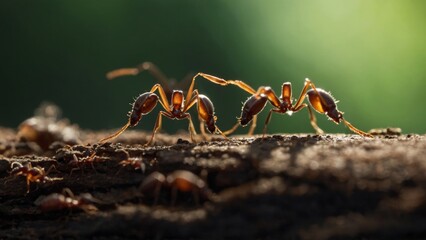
[139,170,211,206]
[68,152,99,176]
[100,63,232,145]
[117,158,146,174]
[9,162,61,193]
[208,74,372,137]
[34,188,100,212]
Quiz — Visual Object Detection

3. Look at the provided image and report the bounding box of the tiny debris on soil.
[1,126,426,239]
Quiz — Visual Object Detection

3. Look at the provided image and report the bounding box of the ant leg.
[106,62,173,96]
[146,111,171,146]
[136,62,172,94]
[292,103,324,135]
[10,162,24,170]
[45,164,59,175]
[248,115,257,136]
[214,125,229,140]
[199,118,209,140]
[227,80,256,95]
[106,68,139,80]
[306,105,324,135]
[185,114,197,142]
[177,71,195,90]
[26,177,31,194]
[150,84,171,112]
[254,87,281,109]
[185,73,231,106]
[195,73,229,86]
[62,188,75,198]
[262,109,281,138]
[293,78,328,110]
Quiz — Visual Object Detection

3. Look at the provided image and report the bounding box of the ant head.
[239,113,253,126]
[327,108,343,124]
[206,117,216,133]
[129,111,141,127]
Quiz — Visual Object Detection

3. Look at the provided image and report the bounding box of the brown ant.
[139,170,211,206]
[105,62,216,138]
[34,188,100,212]
[209,75,372,137]
[68,152,98,176]
[117,158,146,174]
[9,162,61,193]
[100,64,231,145]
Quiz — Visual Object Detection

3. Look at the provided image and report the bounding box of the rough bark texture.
[1,127,426,239]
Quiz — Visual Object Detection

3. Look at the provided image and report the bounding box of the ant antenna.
[99,121,131,143]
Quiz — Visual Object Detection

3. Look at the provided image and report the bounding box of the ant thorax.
[171,90,185,115]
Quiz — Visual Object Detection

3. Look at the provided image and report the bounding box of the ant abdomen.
[240,94,268,126]
[306,89,341,123]
[129,93,159,126]
[197,94,216,133]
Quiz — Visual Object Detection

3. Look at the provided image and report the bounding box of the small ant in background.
[100,62,232,145]
[139,170,211,206]
[34,188,101,212]
[207,74,372,137]
[68,152,98,176]
[118,158,145,173]
[9,162,61,193]
[17,102,81,151]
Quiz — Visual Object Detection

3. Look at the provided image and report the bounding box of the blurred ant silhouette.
[100,62,230,145]
[139,170,211,206]
[35,188,101,212]
[207,74,372,137]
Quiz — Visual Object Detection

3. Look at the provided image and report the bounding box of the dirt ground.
[1,126,426,239]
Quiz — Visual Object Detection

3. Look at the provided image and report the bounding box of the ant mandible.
[100,64,230,145]
[208,75,373,137]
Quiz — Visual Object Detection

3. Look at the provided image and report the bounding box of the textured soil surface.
[1,126,426,239]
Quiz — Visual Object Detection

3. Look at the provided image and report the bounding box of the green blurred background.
[1,0,425,135]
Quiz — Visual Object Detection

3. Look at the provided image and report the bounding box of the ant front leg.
[291,103,324,135]
[146,111,172,146]
[262,108,282,138]
[184,113,197,143]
